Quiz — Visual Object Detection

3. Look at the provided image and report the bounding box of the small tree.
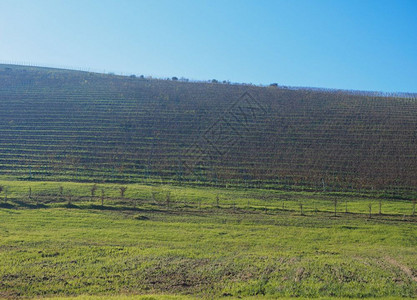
[28,187,32,199]
[368,203,372,219]
[151,190,158,204]
[101,189,105,206]
[119,186,127,199]
[166,192,171,208]
[216,194,220,207]
[59,186,64,201]
[299,202,304,216]
[90,184,98,202]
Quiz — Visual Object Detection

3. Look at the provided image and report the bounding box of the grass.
[0,180,416,299]
[38,296,414,300]
[42,296,196,300]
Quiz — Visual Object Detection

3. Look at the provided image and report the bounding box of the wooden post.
[379,199,382,215]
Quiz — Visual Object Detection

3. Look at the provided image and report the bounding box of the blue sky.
[0,0,416,92]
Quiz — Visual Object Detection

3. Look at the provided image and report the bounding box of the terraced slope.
[1,64,416,191]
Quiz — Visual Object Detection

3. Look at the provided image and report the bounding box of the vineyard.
[1,64,417,193]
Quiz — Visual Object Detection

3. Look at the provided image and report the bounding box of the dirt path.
[385,256,417,283]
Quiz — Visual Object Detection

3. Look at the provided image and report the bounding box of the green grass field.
[0,180,416,299]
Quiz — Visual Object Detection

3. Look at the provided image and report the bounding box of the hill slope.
[1,64,417,191]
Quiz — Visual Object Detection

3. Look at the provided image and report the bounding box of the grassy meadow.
[0,179,416,299]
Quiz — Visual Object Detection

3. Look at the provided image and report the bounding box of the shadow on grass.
[3,199,415,224]
[87,204,132,211]
[70,203,164,213]
[62,203,80,209]
[0,202,15,209]
[12,200,47,209]
[134,214,150,220]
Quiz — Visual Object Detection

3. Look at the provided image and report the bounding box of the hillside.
[1,64,417,192]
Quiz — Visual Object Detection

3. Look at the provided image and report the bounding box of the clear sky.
[0,0,416,92]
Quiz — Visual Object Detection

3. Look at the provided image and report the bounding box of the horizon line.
[1,60,416,99]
